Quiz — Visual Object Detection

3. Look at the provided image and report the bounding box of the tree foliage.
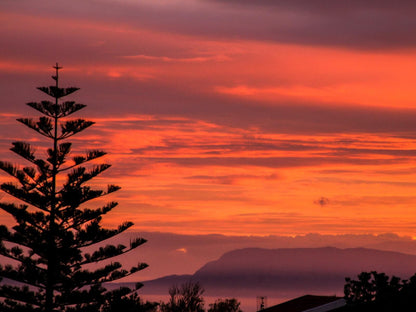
[159,281,242,312]
[102,289,159,312]
[207,298,242,312]
[0,64,147,312]
[160,281,205,312]
[343,271,416,311]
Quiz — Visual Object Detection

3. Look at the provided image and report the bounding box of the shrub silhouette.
[161,281,205,312]
[344,271,416,311]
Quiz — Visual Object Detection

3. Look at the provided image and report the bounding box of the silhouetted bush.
[343,271,416,311]
[102,290,159,312]
[208,298,242,312]
[161,281,205,312]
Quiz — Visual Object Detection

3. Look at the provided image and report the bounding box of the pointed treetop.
[52,63,62,82]
[53,63,62,70]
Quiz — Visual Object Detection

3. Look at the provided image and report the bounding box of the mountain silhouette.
[119,247,416,297]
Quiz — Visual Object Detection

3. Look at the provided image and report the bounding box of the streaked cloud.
[123,54,230,63]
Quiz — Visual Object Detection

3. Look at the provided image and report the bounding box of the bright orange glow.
[2,2,416,238]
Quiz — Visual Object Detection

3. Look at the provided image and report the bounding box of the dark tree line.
[342,271,416,311]
[0,64,147,311]
[160,282,242,312]
[160,281,205,312]
[103,281,242,312]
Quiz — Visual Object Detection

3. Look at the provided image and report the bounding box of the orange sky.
[2,0,416,237]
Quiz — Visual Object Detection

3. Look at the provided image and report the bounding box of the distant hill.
[96,232,416,282]
[132,247,416,298]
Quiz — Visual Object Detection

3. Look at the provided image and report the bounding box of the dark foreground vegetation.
[104,281,242,312]
[0,65,147,312]
[339,271,416,311]
[105,271,416,312]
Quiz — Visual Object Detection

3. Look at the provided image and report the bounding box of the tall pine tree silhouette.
[0,64,147,312]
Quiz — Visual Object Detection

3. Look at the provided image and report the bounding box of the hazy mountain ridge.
[104,231,416,281]
[136,247,416,298]
[195,247,416,275]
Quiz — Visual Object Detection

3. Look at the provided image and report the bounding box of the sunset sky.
[2,0,416,238]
